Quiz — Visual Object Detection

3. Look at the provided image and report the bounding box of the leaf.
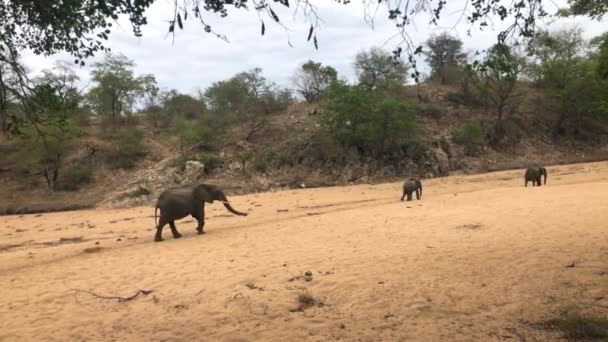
[307,25,314,41]
[261,21,265,36]
[177,14,183,30]
[270,8,280,22]
[313,36,318,50]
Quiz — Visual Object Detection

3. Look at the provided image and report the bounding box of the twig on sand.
[70,288,153,302]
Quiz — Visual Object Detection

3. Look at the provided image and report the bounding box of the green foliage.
[57,164,94,191]
[172,152,222,173]
[469,44,524,145]
[321,81,418,156]
[528,29,608,135]
[425,32,467,84]
[354,47,409,94]
[452,122,484,155]
[292,60,338,103]
[12,66,82,190]
[107,128,147,169]
[87,53,152,125]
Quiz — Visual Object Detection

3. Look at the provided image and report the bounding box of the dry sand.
[1,162,607,341]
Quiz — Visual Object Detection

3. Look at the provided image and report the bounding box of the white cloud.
[21,0,607,94]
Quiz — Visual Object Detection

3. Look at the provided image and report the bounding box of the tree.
[14,64,82,190]
[292,60,337,103]
[1,0,606,102]
[321,81,418,156]
[425,33,467,84]
[469,44,525,145]
[203,68,291,140]
[354,47,408,93]
[527,28,590,135]
[87,53,145,125]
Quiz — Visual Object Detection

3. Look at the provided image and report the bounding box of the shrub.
[57,164,94,191]
[418,103,443,120]
[267,150,290,168]
[107,128,148,169]
[452,122,484,155]
[321,81,419,156]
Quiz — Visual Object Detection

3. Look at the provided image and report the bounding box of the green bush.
[321,81,419,156]
[57,164,94,191]
[107,128,148,169]
[267,150,290,168]
[452,122,484,155]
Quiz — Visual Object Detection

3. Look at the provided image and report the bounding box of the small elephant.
[524,166,547,187]
[154,183,248,242]
[401,178,423,201]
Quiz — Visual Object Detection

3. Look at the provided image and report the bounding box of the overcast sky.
[21,0,606,95]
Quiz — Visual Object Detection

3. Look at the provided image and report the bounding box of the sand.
[1,162,607,341]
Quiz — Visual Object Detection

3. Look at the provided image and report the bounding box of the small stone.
[95,241,100,245]
[116,238,122,242]
[304,276,313,282]
[339,323,345,329]
[304,271,312,276]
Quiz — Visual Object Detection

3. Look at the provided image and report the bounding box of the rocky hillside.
[1,82,607,214]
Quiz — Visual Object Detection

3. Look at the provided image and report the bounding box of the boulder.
[431,147,450,176]
[184,160,205,180]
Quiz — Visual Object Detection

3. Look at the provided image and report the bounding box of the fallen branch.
[71,288,153,302]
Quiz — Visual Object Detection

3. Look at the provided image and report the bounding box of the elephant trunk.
[222,201,248,216]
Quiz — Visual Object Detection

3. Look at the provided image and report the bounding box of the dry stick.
[71,288,153,302]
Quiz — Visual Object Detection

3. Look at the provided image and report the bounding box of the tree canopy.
[1,0,605,72]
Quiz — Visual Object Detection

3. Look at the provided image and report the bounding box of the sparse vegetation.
[452,122,485,155]
[537,310,608,341]
[106,128,148,169]
[57,164,94,191]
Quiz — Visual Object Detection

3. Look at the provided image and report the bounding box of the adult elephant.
[154,183,248,242]
[524,166,547,187]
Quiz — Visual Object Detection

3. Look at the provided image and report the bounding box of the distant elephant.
[401,178,423,201]
[154,183,248,242]
[524,166,547,187]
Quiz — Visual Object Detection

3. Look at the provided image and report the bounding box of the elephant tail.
[222,201,248,216]
[416,180,422,198]
[541,167,547,185]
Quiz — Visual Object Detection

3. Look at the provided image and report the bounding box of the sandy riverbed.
[1,162,607,341]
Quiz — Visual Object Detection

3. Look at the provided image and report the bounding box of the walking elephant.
[401,178,423,201]
[154,183,248,242]
[524,166,547,187]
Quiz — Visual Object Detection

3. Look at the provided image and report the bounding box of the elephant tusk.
[222,201,230,204]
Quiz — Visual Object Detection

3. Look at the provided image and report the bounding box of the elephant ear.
[193,184,215,204]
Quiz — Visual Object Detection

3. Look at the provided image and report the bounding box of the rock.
[184,160,205,180]
[432,147,450,176]
[300,183,306,188]
[228,161,242,173]
[304,271,313,276]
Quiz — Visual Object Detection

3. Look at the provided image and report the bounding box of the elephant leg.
[415,189,420,200]
[169,221,182,239]
[525,179,528,187]
[155,216,169,242]
[537,177,542,187]
[400,191,406,201]
[407,191,412,201]
[196,204,206,234]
